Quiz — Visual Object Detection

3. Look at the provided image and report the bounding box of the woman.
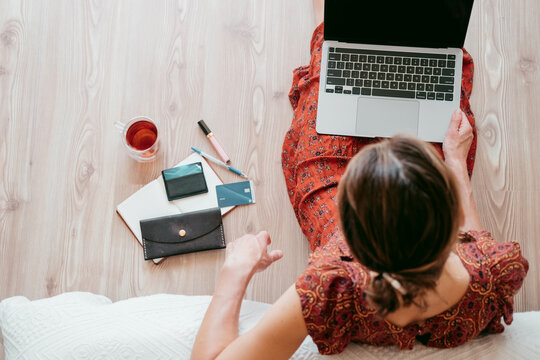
[191,5,529,360]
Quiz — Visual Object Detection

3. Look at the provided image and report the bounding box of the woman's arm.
[191,232,308,360]
[443,109,483,231]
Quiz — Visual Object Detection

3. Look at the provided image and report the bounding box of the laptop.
[316,0,475,142]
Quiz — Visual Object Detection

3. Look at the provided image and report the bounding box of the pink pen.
[197,120,231,164]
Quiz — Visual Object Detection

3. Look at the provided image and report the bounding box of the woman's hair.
[337,135,461,316]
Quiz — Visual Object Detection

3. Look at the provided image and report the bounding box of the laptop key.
[438,60,446,67]
[342,54,350,61]
[413,75,421,82]
[415,67,424,74]
[361,88,372,96]
[416,91,427,99]
[387,73,395,80]
[329,47,335,53]
[447,60,456,68]
[343,70,351,77]
[445,94,454,101]
[412,58,419,66]
[326,88,334,93]
[385,57,393,64]
[363,63,370,71]
[327,77,345,85]
[442,68,455,76]
[417,83,425,91]
[389,65,397,72]
[399,82,407,90]
[351,55,358,62]
[364,80,372,87]
[355,79,362,87]
[377,73,385,80]
[359,55,367,62]
[346,62,353,70]
[424,67,433,75]
[408,83,416,90]
[352,87,361,95]
[440,77,454,85]
[352,71,360,78]
[404,74,412,82]
[429,59,437,67]
[398,65,406,73]
[376,56,384,63]
[346,79,354,86]
[390,81,398,89]
[369,72,377,79]
[337,62,345,69]
[354,63,362,70]
[435,84,453,92]
[373,80,381,88]
[382,81,390,88]
[448,54,456,60]
[372,64,380,71]
[407,66,415,74]
[395,74,403,81]
[328,61,336,69]
[381,65,389,72]
[335,86,343,94]
[360,71,368,79]
[426,84,434,92]
[422,75,430,83]
[344,89,352,94]
[421,59,429,66]
[394,57,402,65]
[431,76,439,84]
[372,89,415,99]
[436,92,445,100]
[433,68,442,75]
[403,58,411,65]
[329,53,340,61]
[328,69,341,77]
[368,56,376,63]
[427,92,436,100]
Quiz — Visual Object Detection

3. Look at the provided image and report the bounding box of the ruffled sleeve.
[462,231,529,333]
[295,240,370,355]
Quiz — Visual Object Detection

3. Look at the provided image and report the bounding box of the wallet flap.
[140,207,222,244]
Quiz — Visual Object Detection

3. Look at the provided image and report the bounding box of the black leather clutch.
[140,207,225,260]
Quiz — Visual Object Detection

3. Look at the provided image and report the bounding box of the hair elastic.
[382,272,407,296]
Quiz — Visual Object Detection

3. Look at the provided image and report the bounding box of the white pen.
[191,146,248,178]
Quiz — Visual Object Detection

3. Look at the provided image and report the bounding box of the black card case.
[162,162,208,201]
[140,207,225,260]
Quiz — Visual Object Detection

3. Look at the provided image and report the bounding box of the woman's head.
[337,135,461,316]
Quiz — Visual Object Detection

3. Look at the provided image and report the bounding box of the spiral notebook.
[116,153,233,264]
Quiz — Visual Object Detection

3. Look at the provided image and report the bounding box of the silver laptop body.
[316,1,474,143]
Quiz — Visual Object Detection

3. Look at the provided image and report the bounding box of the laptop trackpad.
[356,98,419,137]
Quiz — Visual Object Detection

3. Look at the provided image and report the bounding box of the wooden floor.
[1,0,538,350]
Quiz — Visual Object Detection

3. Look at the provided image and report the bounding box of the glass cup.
[114,116,160,162]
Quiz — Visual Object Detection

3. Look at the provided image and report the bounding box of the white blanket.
[1,292,539,359]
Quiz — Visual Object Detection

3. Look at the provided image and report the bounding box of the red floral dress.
[281,24,529,354]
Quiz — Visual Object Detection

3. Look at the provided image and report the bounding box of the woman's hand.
[223,231,283,277]
[442,109,473,171]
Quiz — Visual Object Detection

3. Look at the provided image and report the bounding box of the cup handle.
[114,121,125,132]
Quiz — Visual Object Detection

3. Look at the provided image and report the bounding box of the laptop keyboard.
[325,48,457,101]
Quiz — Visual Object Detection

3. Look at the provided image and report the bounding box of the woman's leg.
[282,15,477,251]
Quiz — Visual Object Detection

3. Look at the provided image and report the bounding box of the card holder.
[140,207,225,260]
[162,162,208,201]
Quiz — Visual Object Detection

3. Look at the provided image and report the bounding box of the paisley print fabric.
[282,24,529,354]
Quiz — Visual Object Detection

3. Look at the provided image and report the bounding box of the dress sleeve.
[470,232,530,333]
[295,261,357,355]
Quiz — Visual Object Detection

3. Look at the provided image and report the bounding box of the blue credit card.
[216,180,255,208]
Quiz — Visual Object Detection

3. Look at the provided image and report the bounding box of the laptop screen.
[324,0,474,49]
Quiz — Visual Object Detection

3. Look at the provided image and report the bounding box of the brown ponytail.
[337,135,461,316]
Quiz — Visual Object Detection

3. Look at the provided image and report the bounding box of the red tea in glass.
[125,120,158,150]
[114,116,160,162]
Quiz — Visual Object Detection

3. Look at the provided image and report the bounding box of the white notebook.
[116,153,233,264]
